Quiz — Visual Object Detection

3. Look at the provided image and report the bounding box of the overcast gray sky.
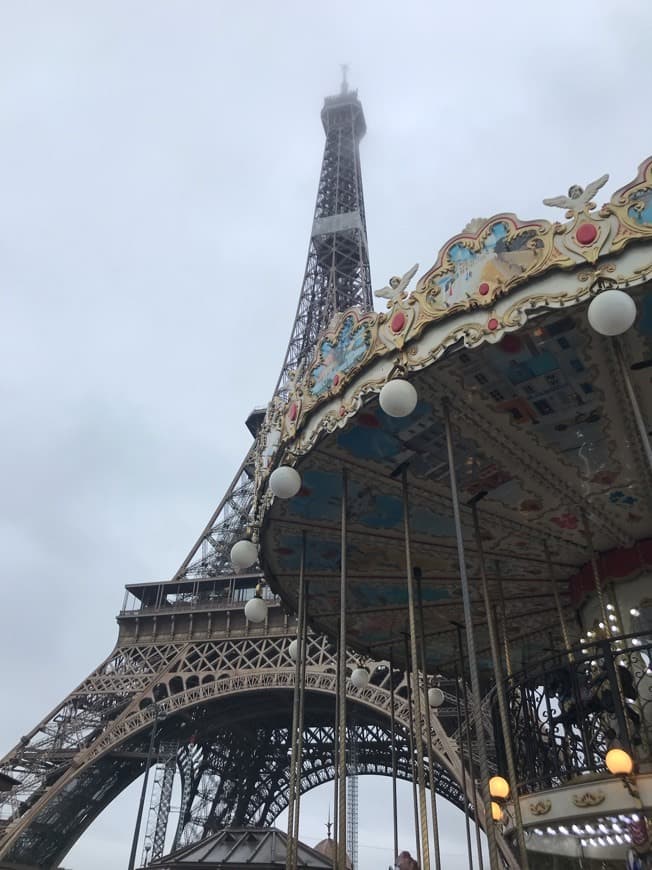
[1,1,651,868]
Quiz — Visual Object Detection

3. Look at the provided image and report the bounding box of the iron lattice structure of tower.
[275,78,372,399]
[0,84,475,870]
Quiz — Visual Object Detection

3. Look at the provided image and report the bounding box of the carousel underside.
[259,293,652,673]
[250,157,652,867]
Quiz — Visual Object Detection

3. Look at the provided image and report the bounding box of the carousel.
[240,159,652,868]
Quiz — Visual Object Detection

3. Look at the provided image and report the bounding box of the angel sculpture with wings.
[374,263,419,306]
[543,173,609,218]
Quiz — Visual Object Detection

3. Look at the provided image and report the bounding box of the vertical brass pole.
[286,534,306,870]
[442,398,500,870]
[332,634,339,870]
[543,540,573,662]
[292,547,309,865]
[337,470,348,870]
[404,635,422,870]
[402,470,431,869]
[389,654,399,869]
[415,568,442,870]
[613,338,652,472]
[455,664,475,870]
[471,504,529,869]
[580,509,609,626]
[127,707,160,870]
[456,625,484,870]
[495,563,512,678]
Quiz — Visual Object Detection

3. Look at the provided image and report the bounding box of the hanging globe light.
[269,466,302,499]
[288,639,298,661]
[489,775,510,799]
[230,539,258,571]
[587,289,637,336]
[244,595,268,623]
[379,379,418,418]
[350,667,370,688]
[428,687,445,708]
[605,747,634,776]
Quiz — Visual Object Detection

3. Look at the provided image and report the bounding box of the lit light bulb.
[630,608,640,617]
[607,604,615,611]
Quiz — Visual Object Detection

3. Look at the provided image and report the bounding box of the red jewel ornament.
[288,403,298,422]
[333,374,340,387]
[339,406,346,417]
[575,223,598,245]
[478,282,490,296]
[488,318,499,331]
[390,312,406,333]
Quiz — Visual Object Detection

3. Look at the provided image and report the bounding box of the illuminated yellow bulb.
[491,801,504,822]
[605,748,634,776]
[489,776,510,799]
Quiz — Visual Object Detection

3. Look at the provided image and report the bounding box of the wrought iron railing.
[502,632,652,793]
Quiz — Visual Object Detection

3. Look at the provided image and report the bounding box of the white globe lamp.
[230,539,258,571]
[269,466,302,499]
[351,667,370,688]
[379,379,418,418]
[288,639,298,661]
[587,289,637,336]
[428,687,445,708]
[244,596,268,624]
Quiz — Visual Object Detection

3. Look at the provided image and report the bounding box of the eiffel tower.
[0,80,470,870]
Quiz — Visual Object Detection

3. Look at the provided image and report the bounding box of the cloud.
[1,1,651,867]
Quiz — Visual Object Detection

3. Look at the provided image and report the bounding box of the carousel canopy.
[254,158,652,674]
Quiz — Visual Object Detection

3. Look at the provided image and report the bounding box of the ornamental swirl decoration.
[572,789,606,808]
[529,799,552,816]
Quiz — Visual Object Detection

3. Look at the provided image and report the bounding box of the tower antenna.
[340,64,349,94]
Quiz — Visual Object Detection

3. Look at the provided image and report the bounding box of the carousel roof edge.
[252,155,652,503]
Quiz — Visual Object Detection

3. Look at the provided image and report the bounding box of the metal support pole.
[543,540,573,662]
[404,635,422,870]
[471,503,529,869]
[292,543,309,866]
[580,509,609,627]
[495,562,512,678]
[332,635,340,869]
[337,470,348,870]
[457,626,485,870]
[415,568,442,870]
[402,470,431,869]
[455,664,475,870]
[442,398,500,869]
[128,708,160,870]
[286,534,306,870]
[613,338,652,473]
[389,655,399,869]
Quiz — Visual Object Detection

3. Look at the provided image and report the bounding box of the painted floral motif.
[309,314,371,398]
[609,490,637,507]
[551,512,579,530]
